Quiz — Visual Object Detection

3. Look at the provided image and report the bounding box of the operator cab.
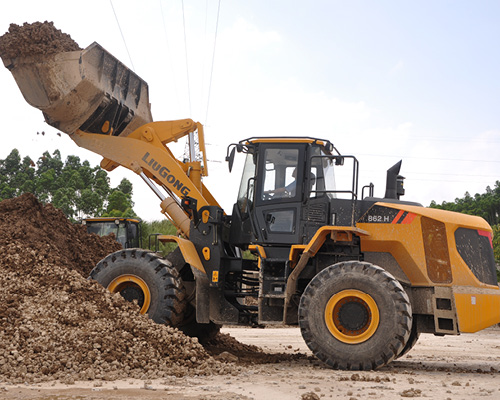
[228,137,350,247]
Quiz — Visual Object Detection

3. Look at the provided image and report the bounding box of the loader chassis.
[3,40,500,370]
[194,139,499,334]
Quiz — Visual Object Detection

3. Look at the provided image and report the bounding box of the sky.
[0,0,499,221]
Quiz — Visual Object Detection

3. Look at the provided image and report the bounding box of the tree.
[0,149,136,221]
[103,183,137,218]
[430,182,500,226]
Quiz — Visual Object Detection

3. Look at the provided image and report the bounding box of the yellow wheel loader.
[3,40,499,369]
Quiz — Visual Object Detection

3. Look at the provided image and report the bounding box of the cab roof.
[82,217,141,224]
[241,137,334,154]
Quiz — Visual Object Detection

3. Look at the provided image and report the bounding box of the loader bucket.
[2,42,152,136]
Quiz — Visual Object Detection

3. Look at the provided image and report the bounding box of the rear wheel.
[298,261,412,370]
[90,249,186,326]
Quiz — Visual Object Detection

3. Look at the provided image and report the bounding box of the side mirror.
[226,147,236,172]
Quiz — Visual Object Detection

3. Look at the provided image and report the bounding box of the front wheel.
[298,261,412,370]
[166,248,221,343]
[90,249,186,326]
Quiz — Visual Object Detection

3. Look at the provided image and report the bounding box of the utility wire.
[181,0,192,115]
[406,171,499,178]
[205,0,222,125]
[159,0,181,114]
[420,137,500,144]
[199,0,209,118]
[109,0,135,71]
[357,153,500,163]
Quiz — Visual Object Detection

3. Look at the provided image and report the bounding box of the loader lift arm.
[72,119,220,238]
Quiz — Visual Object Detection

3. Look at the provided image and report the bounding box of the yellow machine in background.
[3,40,499,370]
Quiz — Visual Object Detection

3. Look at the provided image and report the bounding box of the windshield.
[237,153,256,214]
[86,221,128,247]
[310,147,336,197]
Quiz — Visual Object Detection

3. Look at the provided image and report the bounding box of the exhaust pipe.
[384,161,405,200]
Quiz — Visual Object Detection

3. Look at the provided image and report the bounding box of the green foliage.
[430,181,500,226]
[140,219,178,255]
[102,181,136,218]
[0,149,136,221]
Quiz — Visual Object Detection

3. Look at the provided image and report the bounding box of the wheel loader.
[3,40,500,370]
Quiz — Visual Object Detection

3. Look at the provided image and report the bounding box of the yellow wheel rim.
[324,289,380,344]
[107,275,151,314]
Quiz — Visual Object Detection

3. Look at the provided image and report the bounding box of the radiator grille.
[455,228,497,286]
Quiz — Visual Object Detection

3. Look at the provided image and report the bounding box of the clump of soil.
[0,193,306,385]
[0,21,81,60]
[0,194,226,384]
[205,332,310,365]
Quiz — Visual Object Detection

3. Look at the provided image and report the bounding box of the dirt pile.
[0,193,122,277]
[0,21,81,60]
[0,194,226,384]
[205,332,310,365]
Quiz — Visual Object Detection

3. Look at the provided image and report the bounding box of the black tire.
[166,248,221,343]
[298,261,412,370]
[180,308,221,344]
[89,248,186,326]
[397,316,420,358]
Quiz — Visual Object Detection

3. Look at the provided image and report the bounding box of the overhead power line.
[410,135,500,144]
[181,0,192,115]
[205,0,222,125]
[159,0,181,113]
[109,0,135,71]
[357,153,500,164]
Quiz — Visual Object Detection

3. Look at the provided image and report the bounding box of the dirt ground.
[1,326,499,400]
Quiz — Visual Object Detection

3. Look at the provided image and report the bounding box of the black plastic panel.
[455,228,497,286]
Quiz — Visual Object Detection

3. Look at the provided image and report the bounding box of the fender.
[283,226,370,323]
[158,235,205,273]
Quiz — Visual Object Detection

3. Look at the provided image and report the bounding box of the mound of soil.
[0,193,122,277]
[0,194,227,384]
[0,194,306,385]
[0,21,81,60]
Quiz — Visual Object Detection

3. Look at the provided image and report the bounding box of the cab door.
[253,144,305,245]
